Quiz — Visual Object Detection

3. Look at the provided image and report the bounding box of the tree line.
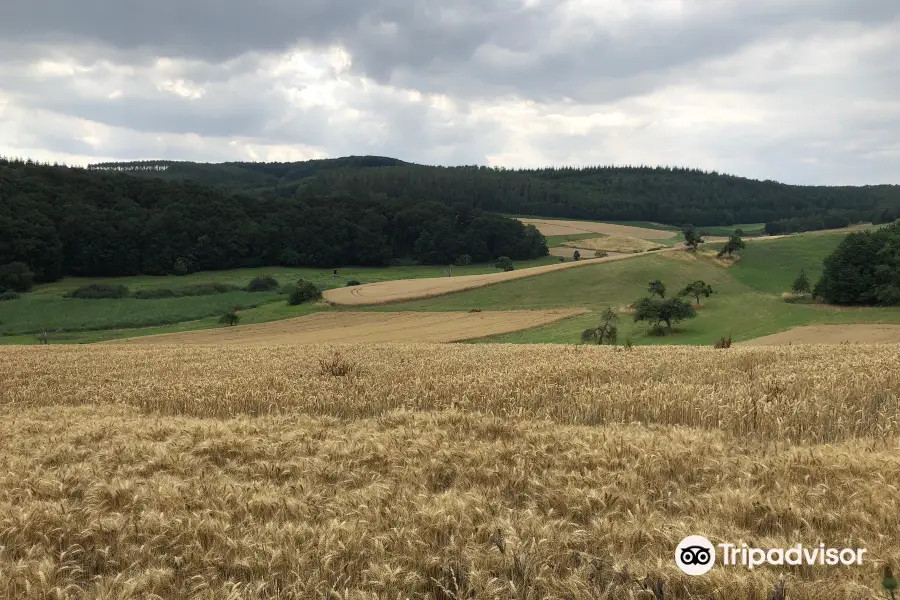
[91,157,900,232]
[814,221,900,305]
[0,158,547,282]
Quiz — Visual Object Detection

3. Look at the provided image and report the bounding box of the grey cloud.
[4,0,898,104]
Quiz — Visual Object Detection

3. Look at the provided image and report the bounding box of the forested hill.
[89,158,900,231]
[87,156,409,195]
[0,158,546,281]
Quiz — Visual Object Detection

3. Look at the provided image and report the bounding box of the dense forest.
[88,158,900,229]
[5,154,900,283]
[0,158,547,282]
[814,221,900,305]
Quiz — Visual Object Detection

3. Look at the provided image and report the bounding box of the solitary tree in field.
[792,269,811,295]
[219,310,240,326]
[634,297,696,333]
[648,280,667,299]
[683,226,704,251]
[581,307,619,345]
[680,280,714,306]
[717,233,745,258]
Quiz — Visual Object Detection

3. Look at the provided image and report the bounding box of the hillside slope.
[90,157,900,229]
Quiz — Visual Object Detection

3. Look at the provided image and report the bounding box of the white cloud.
[0,0,898,184]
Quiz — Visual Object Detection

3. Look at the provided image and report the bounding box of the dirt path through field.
[743,324,900,345]
[111,309,588,345]
[324,249,676,306]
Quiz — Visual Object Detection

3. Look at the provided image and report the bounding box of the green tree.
[454,254,472,266]
[0,262,35,293]
[648,280,666,299]
[680,280,714,306]
[495,256,514,271]
[573,249,581,261]
[792,269,811,295]
[683,226,704,251]
[633,297,696,332]
[716,233,745,258]
[581,307,620,345]
[173,257,190,276]
[288,280,322,305]
[219,310,240,326]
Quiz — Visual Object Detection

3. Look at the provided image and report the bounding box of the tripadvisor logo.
[675,535,867,576]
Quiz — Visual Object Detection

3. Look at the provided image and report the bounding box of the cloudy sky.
[1,0,898,185]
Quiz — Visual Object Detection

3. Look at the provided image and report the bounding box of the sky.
[1,0,898,185]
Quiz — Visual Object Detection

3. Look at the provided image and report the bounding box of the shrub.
[346,280,362,287]
[454,254,472,267]
[288,280,321,305]
[0,291,20,301]
[131,283,241,299]
[495,256,513,271]
[573,250,581,261]
[65,284,130,299]
[469,308,482,313]
[594,250,609,258]
[246,276,279,292]
[278,249,302,267]
[173,257,191,276]
[183,283,241,295]
[131,288,177,299]
[714,335,733,349]
[219,310,240,326]
[558,257,565,262]
[0,262,35,293]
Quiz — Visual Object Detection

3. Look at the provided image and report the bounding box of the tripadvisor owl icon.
[676,535,716,575]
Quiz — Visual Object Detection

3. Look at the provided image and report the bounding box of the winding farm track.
[323,249,677,306]
[110,309,588,345]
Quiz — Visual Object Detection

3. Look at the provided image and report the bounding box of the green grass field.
[0,257,559,344]
[4,228,895,346]
[361,232,900,345]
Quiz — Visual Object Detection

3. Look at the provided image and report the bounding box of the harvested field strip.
[110,309,587,344]
[518,217,678,239]
[324,249,675,305]
[743,323,900,345]
[561,235,667,253]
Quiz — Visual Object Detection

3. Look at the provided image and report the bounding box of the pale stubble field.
[1,344,898,599]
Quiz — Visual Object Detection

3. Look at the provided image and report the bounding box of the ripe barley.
[0,343,897,599]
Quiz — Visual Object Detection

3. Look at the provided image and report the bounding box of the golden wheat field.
[1,344,899,600]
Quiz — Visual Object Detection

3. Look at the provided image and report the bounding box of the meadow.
[375,231,900,345]
[1,343,897,599]
[1,223,891,347]
[0,257,559,344]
